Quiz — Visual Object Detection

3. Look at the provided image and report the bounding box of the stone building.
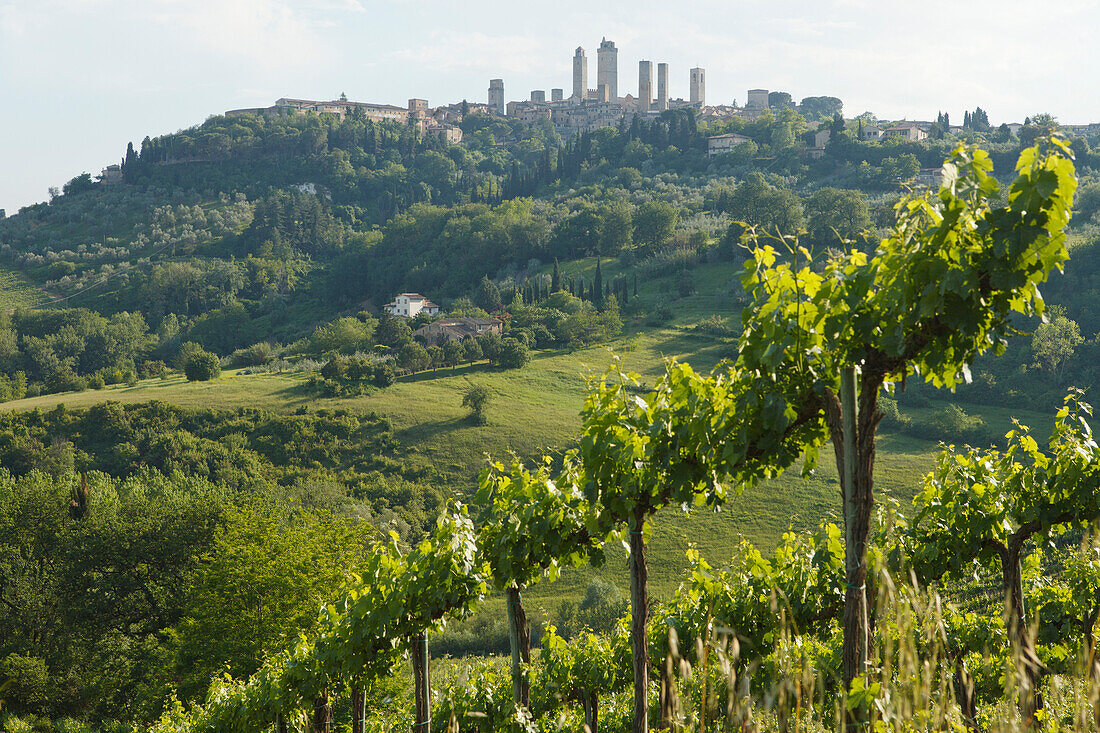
[638,60,652,113]
[689,67,705,107]
[573,47,588,100]
[488,79,505,115]
[657,63,669,111]
[597,38,618,101]
[413,317,503,345]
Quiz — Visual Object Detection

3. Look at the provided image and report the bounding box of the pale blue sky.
[1,0,1095,213]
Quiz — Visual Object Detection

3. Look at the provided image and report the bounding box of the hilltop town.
[210,36,1100,168]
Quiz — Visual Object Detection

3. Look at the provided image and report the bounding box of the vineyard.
[129,140,1100,733]
[0,263,46,310]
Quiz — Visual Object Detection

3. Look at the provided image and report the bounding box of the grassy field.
[0,257,1061,612]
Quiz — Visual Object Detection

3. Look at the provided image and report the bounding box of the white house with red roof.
[383,293,441,318]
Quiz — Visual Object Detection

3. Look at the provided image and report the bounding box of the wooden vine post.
[412,633,431,733]
[474,456,610,712]
[506,586,531,707]
[628,508,648,733]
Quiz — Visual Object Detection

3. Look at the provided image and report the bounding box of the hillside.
[1,105,1099,728]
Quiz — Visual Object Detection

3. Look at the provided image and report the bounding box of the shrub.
[0,653,48,715]
[138,360,167,379]
[372,362,395,388]
[497,338,531,369]
[230,342,275,367]
[462,385,492,425]
[184,351,221,381]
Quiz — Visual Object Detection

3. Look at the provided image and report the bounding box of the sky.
[1,0,1096,213]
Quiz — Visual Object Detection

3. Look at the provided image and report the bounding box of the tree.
[475,275,502,312]
[172,502,374,701]
[798,96,843,121]
[1032,306,1082,378]
[597,200,633,255]
[398,341,429,373]
[463,336,484,364]
[427,345,444,372]
[476,331,501,364]
[593,259,604,308]
[462,385,492,425]
[376,313,412,347]
[151,509,487,733]
[551,259,561,292]
[497,338,530,369]
[768,91,794,109]
[62,173,96,197]
[723,173,804,236]
[880,153,920,183]
[829,112,846,137]
[803,187,871,248]
[632,201,679,253]
[184,350,221,381]
[443,339,465,372]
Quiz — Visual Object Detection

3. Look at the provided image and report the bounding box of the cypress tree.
[594,259,604,308]
[552,259,561,292]
[633,274,638,296]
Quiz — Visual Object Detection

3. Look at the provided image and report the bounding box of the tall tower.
[657,62,669,111]
[572,47,588,101]
[597,38,618,102]
[689,67,705,106]
[488,79,505,115]
[638,60,653,113]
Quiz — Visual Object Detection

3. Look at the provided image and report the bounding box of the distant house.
[881,124,928,142]
[860,125,881,141]
[915,168,944,188]
[413,317,503,344]
[813,129,832,148]
[707,132,753,157]
[98,164,123,185]
[383,293,441,318]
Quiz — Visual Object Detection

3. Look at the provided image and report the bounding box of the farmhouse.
[706,132,752,157]
[414,317,503,345]
[383,293,441,318]
[881,124,928,142]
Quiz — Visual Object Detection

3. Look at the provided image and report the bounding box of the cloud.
[150,0,335,70]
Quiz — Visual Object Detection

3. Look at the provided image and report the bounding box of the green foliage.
[148,508,488,733]
[908,391,1100,584]
[183,349,221,381]
[0,653,49,715]
[803,187,871,248]
[462,385,492,425]
[497,338,531,369]
[0,470,227,721]
[171,501,375,701]
[538,622,632,721]
[474,456,608,593]
[1032,306,1083,377]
